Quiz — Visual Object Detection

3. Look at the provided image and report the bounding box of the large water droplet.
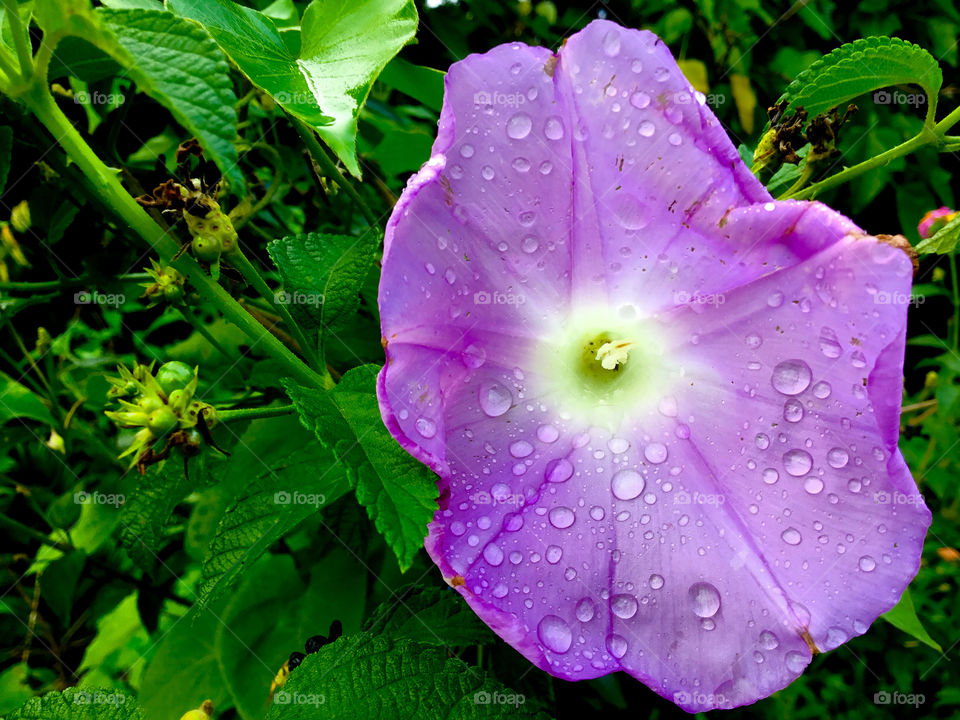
[611,594,638,619]
[606,633,628,659]
[762,468,779,485]
[781,527,802,545]
[785,651,807,673]
[644,442,668,464]
[546,458,574,483]
[759,630,779,649]
[459,143,475,158]
[537,615,572,653]
[506,112,532,139]
[771,360,812,395]
[630,91,651,109]
[549,506,576,529]
[611,469,645,500]
[783,449,813,476]
[510,440,533,458]
[415,417,437,438]
[545,545,563,564]
[783,398,804,423]
[575,597,596,622]
[858,555,876,572]
[689,582,721,618]
[544,116,564,140]
[650,574,665,590]
[613,196,648,230]
[638,121,655,137]
[483,543,504,566]
[819,327,843,358]
[602,29,621,56]
[827,447,849,468]
[537,424,559,443]
[478,381,511,417]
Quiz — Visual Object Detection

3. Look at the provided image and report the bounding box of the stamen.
[595,339,634,370]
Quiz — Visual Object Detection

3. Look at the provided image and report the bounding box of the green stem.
[950,254,960,351]
[0,513,73,552]
[0,47,18,84]
[217,404,296,422]
[0,0,33,79]
[229,248,326,376]
[0,273,151,291]
[19,83,328,390]
[786,131,930,201]
[293,117,381,227]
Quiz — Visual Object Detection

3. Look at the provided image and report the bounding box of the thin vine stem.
[217,404,296,422]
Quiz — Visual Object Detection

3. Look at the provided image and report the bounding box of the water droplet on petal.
[510,440,533,458]
[544,116,564,140]
[602,29,621,56]
[859,555,876,572]
[819,327,843,358]
[479,381,511,417]
[644,442,667,464]
[606,633,628,659]
[546,458,574,483]
[785,651,807,673]
[611,469,645,500]
[576,597,596,622]
[611,594,638,619]
[538,615,572,653]
[638,121,655,137]
[537,424,559,443]
[771,360,812,395]
[506,112,532,139]
[759,630,779,649]
[827,447,849,468]
[783,398,804,423]
[783,449,813,476]
[689,582,721,618]
[492,583,509,598]
[781,527,802,545]
[762,468,779,485]
[630,91,651,109]
[459,143,475,158]
[549,506,576,529]
[483,543,504,566]
[545,545,563,564]
[649,574,664,590]
[415,417,437,438]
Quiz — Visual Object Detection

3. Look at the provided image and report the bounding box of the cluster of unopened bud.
[141,258,187,307]
[105,360,217,468]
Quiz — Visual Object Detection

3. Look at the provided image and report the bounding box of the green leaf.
[267,231,379,359]
[0,371,54,426]
[266,634,551,719]
[0,125,12,196]
[283,365,438,571]
[40,551,87,624]
[363,586,495,647]
[881,587,943,652]
[379,57,445,111]
[196,417,351,608]
[776,36,943,119]
[167,0,418,178]
[119,460,192,572]
[4,687,144,720]
[141,553,365,720]
[34,1,242,191]
[916,211,960,254]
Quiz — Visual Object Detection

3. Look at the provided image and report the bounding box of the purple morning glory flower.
[376,19,930,712]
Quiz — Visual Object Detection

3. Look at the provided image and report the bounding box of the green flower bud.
[156,361,195,396]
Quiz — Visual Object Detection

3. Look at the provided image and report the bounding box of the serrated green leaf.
[283,365,438,571]
[4,687,144,720]
[363,586,495,647]
[881,587,942,652]
[916,211,960,254]
[33,0,242,190]
[196,417,351,608]
[267,231,379,359]
[777,36,942,119]
[119,460,192,572]
[167,0,417,178]
[266,634,551,719]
